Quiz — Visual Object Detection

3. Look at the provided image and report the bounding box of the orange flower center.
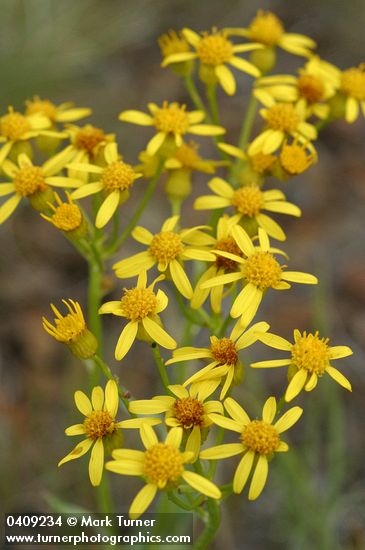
[13,166,48,197]
[196,32,233,65]
[154,103,190,135]
[101,161,136,192]
[210,336,238,365]
[1,111,31,141]
[74,125,107,155]
[215,236,244,271]
[120,287,157,321]
[265,103,300,133]
[231,185,264,217]
[173,398,205,428]
[291,331,330,374]
[51,203,83,231]
[149,231,184,262]
[244,252,282,290]
[83,410,115,440]
[297,74,325,103]
[241,420,280,454]
[280,143,313,175]
[144,443,184,487]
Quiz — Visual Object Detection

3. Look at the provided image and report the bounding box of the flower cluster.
[1,8,356,533]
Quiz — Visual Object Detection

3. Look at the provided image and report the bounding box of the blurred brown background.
[1,1,365,549]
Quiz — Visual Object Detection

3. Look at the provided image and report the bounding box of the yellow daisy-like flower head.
[166,319,269,399]
[248,98,317,156]
[129,383,223,461]
[113,215,215,299]
[119,101,225,156]
[0,146,81,224]
[254,57,339,121]
[218,141,277,185]
[161,28,262,95]
[338,65,365,123]
[158,30,193,76]
[66,124,116,169]
[195,176,301,241]
[99,271,176,361]
[0,106,54,164]
[252,329,353,401]
[42,299,98,359]
[69,142,142,228]
[106,424,221,518]
[278,139,316,176]
[226,10,316,58]
[190,215,245,313]
[200,396,303,499]
[201,226,317,326]
[58,380,158,487]
[25,96,91,125]
[41,192,87,239]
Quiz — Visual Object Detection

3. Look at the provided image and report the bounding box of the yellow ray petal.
[233,451,255,493]
[115,321,138,360]
[89,438,104,486]
[248,455,268,500]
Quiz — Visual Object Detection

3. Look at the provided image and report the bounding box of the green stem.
[87,256,104,387]
[104,162,164,257]
[184,74,207,114]
[151,344,170,392]
[174,288,213,329]
[194,499,221,550]
[206,84,220,125]
[96,474,113,514]
[93,354,133,414]
[230,94,258,185]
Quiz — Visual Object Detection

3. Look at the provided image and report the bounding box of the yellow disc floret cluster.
[215,237,244,271]
[50,203,83,231]
[280,143,313,175]
[297,74,325,103]
[83,410,115,440]
[149,232,184,262]
[13,166,48,197]
[1,111,31,140]
[248,10,284,46]
[158,30,190,58]
[340,66,365,100]
[244,252,283,289]
[291,331,330,375]
[74,125,107,155]
[101,161,136,192]
[154,103,190,135]
[265,103,300,132]
[241,420,280,454]
[210,336,238,365]
[120,288,157,321]
[173,398,205,428]
[196,31,234,66]
[250,152,277,174]
[143,443,184,487]
[26,98,58,120]
[231,186,264,217]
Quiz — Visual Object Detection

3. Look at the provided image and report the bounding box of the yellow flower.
[248,100,317,156]
[200,396,303,499]
[252,329,353,401]
[98,271,176,361]
[69,142,142,228]
[113,215,215,299]
[201,226,318,326]
[226,10,316,57]
[0,148,81,224]
[40,192,87,239]
[25,97,91,124]
[338,65,365,123]
[166,319,270,399]
[194,176,301,241]
[119,101,225,156]
[58,380,159,486]
[105,424,221,518]
[129,383,223,461]
[162,28,261,95]
[158,30,193,76]
[164,140,225,174]
[42,299,98,359]
[66,123,115,168]
[254,57,338,120]
[278,139,316,176]
[190,215,246,313]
